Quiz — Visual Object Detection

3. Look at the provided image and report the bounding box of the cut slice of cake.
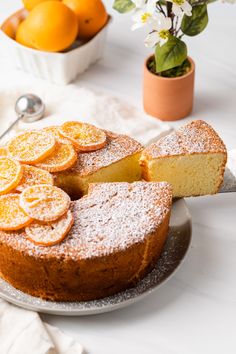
[54,131,143,198]
[140,120,227,198]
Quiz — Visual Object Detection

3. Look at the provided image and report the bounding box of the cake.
[0,181,172,301]
[54,131,143,198]
[140,120,227,198]
[0,119,228,301]
[0,122,172,301]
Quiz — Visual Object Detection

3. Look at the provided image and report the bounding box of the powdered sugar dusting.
[0,218,191,314]
[144,133,183,158]
[25,210,74,246]
[64,131,143,176]
[16,165,54,192]
[0,157,22,193]
[179,121,226,154]
[19,184,71,222]
[143,120,227,159]
[0,182,172,260]
[8,131,56,163]
[0,194,31,230]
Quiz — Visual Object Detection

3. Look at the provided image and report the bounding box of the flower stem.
[166,2,174,35]
[156,1,166,16]
[166,1,172,17]
[174,15,179,35]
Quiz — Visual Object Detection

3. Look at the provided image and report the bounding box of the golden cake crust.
[0,182,172,301]
[142,120,227,160]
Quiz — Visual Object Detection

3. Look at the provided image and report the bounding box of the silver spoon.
[0,94,45,141]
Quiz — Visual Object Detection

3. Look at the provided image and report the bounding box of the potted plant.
[113,0,211,121]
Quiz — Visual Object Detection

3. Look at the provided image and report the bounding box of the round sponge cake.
[0,182,172,301]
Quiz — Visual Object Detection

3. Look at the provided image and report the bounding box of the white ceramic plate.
[0,198,191,316]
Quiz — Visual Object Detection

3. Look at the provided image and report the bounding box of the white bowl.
[0,9,111,85]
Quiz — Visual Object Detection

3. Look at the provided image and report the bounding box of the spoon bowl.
[0,93,45,141]
[15,94,45,123]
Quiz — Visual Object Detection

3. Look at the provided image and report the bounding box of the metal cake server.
[220,167,236,193]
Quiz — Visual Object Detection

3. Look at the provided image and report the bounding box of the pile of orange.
[16,0,108,52]
[0,122,107,246]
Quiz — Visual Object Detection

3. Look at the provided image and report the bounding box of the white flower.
[167,0,192,16]
[145,14,171,47]
[222,0,236,3]
[131,0,157,30]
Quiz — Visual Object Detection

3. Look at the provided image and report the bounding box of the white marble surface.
[0,1,236,353]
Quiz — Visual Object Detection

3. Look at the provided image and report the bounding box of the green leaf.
[181,4,208,36]
[155,36,187,73]
[190,0,215,4]
[113,0,135,13]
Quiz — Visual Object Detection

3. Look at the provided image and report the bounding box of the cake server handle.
[219,150,236,193]
[219,168,236,193]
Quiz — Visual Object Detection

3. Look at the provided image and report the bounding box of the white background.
[0,1,236,353]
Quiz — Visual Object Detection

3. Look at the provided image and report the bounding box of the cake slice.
[54,131,143,198]
[140,120,227,197]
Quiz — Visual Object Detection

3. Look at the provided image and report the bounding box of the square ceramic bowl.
[0,9,111,85]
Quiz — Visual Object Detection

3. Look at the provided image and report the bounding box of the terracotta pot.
[143,56,195,121]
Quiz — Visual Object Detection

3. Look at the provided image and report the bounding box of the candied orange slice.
[0,146,8,157]
[0,157,23,195]
[0,194,32,231]
[59,121,107,151]
[43,126,62,140]
[20,184,70,222]
[16,165,54,193]
[8,130,56,164]
[43,126,71,144]
[25,210,74,246]
[36,141,77,172]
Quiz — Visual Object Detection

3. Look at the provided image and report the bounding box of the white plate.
[0,198,191,316]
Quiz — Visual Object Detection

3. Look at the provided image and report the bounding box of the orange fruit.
[18,2,78,52]
[0,194,32,231]
[20,184,71,222]
[16,165,54,193]
[36,141,77,172]
[25,210,74,246]
[2,20,16,40]
[59,121,107,151]
[0,147,8,157]
[63,0,108,39]
[16,20,35,49]
[22,0,60,11]
[8,131,56,164]
[0,157,23,195]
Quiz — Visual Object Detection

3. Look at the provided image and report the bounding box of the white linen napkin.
[0,299,83,354]
[0,84,171,146]
[0,84,171,354]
